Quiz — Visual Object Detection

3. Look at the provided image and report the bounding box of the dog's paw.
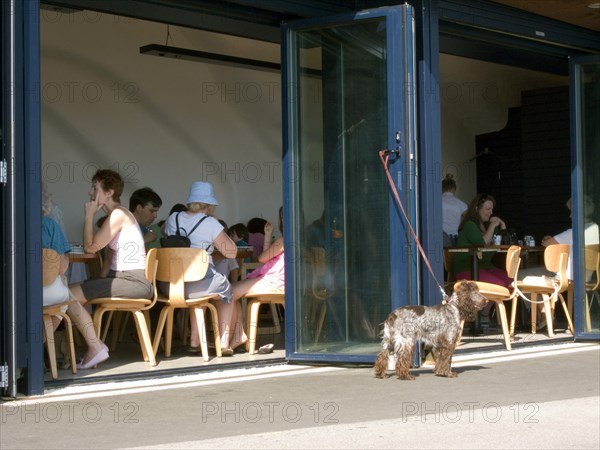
[435,371,458,378]
[398,373,416,381]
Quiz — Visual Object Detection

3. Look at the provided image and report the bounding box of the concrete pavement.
[1,342,599,449]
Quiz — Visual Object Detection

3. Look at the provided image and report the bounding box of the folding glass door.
[282,6,418,362]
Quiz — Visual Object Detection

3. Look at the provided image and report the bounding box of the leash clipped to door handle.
[380,131,402,159]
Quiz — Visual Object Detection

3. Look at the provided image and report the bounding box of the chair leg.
[43,314,58,380]
[192,307,209,362]
[57,312,77,374]
[269,303,281,334]
[544,294,554,337]
[206,303,222,357]
[510,297,518,337]
[558,293,574,335]
[246,300,262,354]
[132,311,157,366]
[585,293,593,332]
[314,300,327,343]
[531,293,538,334]
[152,306,171,357]
[496,301,511,351]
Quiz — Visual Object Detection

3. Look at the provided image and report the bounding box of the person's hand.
[84,196,101,219]
[264,221,274,235]
[490,216,506,229]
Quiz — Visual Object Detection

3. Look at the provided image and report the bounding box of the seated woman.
[160,182,240,355]
[68,169,152,369]
[453,194,511,327]
[232,207,284,339]
[247,217,267,259]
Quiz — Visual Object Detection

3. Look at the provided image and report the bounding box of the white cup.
[493,235,502,245]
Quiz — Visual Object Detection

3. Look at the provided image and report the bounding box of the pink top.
[248,233,264,257]
[246,252,285,291]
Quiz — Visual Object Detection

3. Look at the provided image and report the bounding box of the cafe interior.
[4,1,598,393]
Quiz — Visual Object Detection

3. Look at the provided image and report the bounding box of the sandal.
[257,344,274,354]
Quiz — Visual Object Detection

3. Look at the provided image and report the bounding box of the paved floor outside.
[3,341,599,449]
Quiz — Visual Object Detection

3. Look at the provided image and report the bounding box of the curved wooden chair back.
[155,247,211,308]
[544,244,569,292]
[585,244,600,290]
[42,249,61,287]
[505,245,521,280]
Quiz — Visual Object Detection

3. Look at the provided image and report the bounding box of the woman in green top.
[453,193,512,288]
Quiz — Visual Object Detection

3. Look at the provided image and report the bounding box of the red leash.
[378,150,448,301]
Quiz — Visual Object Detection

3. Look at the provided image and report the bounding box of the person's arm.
[483,217,506,245]
[213,230,238,259]
[83,203,126,254]
[541,236,558,247]
[258,222,284,263]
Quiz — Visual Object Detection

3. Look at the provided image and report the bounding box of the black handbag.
[160,213,208,248]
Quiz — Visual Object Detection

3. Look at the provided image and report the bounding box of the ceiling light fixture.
[587,2,600,9]
[139,44,281,72]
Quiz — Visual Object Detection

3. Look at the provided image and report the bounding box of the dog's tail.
[380,316,394,353]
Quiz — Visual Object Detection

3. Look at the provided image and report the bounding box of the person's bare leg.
[67,284,105,363]
[228,300,247,350]
[212,300,235,349]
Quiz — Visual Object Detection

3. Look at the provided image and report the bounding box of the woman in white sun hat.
[160,181,243,355]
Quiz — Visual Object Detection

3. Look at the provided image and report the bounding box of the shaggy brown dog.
[373,281,487,380]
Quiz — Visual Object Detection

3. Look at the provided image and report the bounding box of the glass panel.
[578,62,600,333]
[294,19,390,353]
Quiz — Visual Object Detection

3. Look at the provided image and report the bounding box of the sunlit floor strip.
[3,342,597,405]
[433,341,598,368]
[5,365,345,405]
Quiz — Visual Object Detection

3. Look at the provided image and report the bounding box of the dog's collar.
[442,294,457,307]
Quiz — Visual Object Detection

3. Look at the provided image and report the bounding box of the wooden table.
[68,252,103,279]
[445,245,508,280]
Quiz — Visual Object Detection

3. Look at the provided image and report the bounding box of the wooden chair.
[471,245,521,351]
[42,249,77,379]
[240,260,282,335]
[245,292,285,354]
[307,246,343,343]
[515,244,573,337]
[584,244,600,331]
[88,248,158,366]
[152,248,222,362]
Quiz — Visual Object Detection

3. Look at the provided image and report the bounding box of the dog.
[373,281,487,380]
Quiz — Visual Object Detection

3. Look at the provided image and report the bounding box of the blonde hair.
[187,202,213,214]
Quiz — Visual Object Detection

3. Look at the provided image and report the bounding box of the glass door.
[282,6,417,362]
[570,55,600,339]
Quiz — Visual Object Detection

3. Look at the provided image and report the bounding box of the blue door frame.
[1,0,44,397]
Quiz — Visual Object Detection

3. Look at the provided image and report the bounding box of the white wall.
[41,12,283,242]
[40,10,568,242]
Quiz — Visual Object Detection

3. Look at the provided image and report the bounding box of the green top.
[453,220,496,275]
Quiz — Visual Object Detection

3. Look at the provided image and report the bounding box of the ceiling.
[491,0,600,32]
